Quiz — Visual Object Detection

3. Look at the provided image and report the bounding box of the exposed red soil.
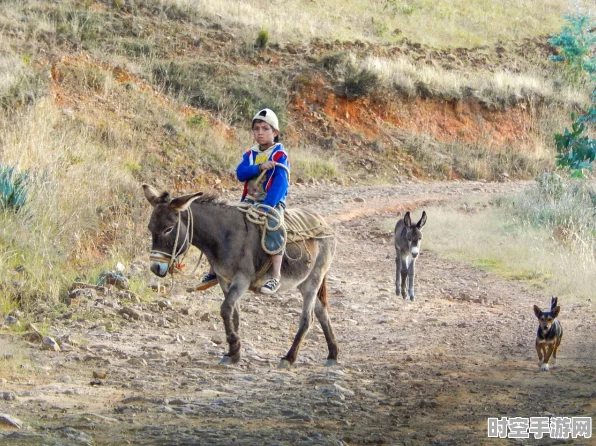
[291,74,538,151]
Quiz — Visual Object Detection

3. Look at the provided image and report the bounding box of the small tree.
[550,13,596,83]
[550,12,596,177]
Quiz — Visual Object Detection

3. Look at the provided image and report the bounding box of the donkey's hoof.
[278,359,291,369]
[409,295,416,301]
[324,359,338,367]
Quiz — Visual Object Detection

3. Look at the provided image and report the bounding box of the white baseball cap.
[252,108,279,131]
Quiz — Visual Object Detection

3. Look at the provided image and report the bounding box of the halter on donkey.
[143,185,339,368]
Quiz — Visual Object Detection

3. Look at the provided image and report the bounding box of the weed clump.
[318,52,380,99]
[256,29,269,49]
[341,68,380,99]
[507,175,596,245]
[0,166,29,212]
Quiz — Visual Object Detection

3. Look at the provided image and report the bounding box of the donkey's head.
[143,184,203,277]
[403,211,427,258]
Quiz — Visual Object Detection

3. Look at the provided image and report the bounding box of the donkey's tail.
[317,275,328,308]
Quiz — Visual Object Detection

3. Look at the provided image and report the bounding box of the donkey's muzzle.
[150,261,169,277]
[411,247,420,258]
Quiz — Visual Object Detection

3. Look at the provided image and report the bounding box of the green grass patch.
[290,147,339,181]
[472,257,551,283]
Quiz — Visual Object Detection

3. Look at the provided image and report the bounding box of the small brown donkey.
[394,211,427,301]
[143,185,338,369]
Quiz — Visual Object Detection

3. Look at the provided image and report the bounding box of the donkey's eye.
[163,226,174,235]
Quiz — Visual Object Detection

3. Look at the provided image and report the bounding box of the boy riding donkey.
[197,108,290,295]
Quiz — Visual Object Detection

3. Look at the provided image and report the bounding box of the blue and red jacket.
[236,143,289,208]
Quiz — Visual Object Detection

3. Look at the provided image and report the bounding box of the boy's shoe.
[260,277,280,295]
[195,272,218,291]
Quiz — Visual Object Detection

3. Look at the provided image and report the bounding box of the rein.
[150,208,205,293]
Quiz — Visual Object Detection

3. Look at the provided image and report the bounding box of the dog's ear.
[552,306,561,318]
[533,305,542,318]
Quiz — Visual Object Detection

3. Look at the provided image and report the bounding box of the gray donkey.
[142,185,338,368]
[394,211,427,301]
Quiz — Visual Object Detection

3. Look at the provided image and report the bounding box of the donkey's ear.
[143,184,161,207]
[417,211,427,229]
[170,192,203,211]
[533,305,542,318]
[403,212,412,228]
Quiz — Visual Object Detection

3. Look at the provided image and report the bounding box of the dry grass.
[166,0,581,48]
[401,135,552,181]
[363,56,590,106]
[0,98,144,308]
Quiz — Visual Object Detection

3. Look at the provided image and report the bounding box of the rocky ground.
[1,180,595,445]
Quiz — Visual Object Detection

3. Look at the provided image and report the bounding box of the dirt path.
[1,180,595,445]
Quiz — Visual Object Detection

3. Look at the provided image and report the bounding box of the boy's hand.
[259,161,276,171]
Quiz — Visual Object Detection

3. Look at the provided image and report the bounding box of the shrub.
[536,172,564,200]
[506,176,596,238]
[549,12,596,85]
[256,29,269,49]
[318,52,351,73]
[0,166,29,212]
[318,52,380,98]
[340,68,381,99]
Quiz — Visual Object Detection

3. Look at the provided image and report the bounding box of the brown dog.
[533,297,563,371]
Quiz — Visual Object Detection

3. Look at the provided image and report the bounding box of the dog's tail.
[551,296,558,312]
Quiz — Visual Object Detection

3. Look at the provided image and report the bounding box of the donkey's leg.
[219,281,241,334]
[219,276,250,365]
[232,303,241,333]
[279,276,320,368]
[407,258,417,301]
[400,255,409,299]
[395,254,402,296]
[314,285,339,366]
